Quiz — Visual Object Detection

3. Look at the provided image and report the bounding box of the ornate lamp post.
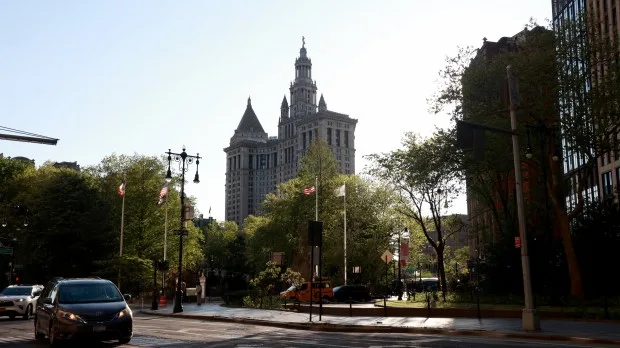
[165,147,201,314]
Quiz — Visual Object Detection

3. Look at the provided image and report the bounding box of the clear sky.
[0,1,552,221]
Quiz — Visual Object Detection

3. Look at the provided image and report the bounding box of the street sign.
[380,250,393,263]
[183,205,195,221]
[0,247,13,256]
[173,229,189,236]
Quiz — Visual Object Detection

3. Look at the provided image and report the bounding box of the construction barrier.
[159,295,167,307]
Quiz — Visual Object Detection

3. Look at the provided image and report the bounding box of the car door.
[37,283,58,332]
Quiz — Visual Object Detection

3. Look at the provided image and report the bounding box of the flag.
[208,206,212,215]
[334,184,345,197]
[117,179,126,197]
[303,186,316,195]
[158,181,169,205]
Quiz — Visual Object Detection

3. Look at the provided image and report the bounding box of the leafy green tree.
[249,261,281,297]
[367,131,462,298]
[203,220,237,269]
[280,268,304,287]
[10,165,115,282]
[243,141,399,290]
[87,154,204,292]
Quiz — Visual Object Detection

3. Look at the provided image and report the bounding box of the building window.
[327,128,332,145]
[302,132,307,150]
[336,130,341,147]
[344,131,349,148]
[602,171,613,198]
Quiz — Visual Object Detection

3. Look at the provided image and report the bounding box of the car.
[34,277,132,345]
[279,281,334,303]
[0,284,44,319]
[332,285,372,303]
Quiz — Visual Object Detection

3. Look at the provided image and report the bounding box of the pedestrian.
[195,283,202,306]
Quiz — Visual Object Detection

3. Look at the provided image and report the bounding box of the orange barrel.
[159,295,167,307]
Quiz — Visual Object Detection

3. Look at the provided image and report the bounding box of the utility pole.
[507,65,540,331]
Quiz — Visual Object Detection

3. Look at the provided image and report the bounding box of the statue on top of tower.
[302,36,305,48]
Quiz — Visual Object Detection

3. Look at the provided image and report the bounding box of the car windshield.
[58,283,124,304]
[0,287,32,296]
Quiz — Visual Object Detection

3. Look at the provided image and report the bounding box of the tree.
[10,165,115,282]
[87,153,204,292]
[243,141,399,290]
[366,131,462,298]
[428,19,620,298]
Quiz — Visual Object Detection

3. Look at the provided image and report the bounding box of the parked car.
[279,281,334,303]
[34,277,132,345]
[0,284,44,319]
[333,285,372,303]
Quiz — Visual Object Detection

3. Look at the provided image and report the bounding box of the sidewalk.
[137,301,620,345]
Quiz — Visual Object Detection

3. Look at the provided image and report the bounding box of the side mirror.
[123,294,132,301]
[40,297,52,305]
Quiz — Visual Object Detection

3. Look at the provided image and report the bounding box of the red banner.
[515,236,521,248]
[400,242,409,264]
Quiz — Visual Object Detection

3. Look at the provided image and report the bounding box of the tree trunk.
[436,245,448,300]
[555,204,584,299]
[547,153,584,299]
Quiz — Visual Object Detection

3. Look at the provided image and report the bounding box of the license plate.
[93,325,106,332]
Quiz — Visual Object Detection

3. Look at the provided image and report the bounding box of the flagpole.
[164,199,168,261]
[344,184,347,286]
[314,176,318,221]
[118,180,126,290]
[120,193,125,257]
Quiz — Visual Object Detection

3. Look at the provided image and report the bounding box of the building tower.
[224,39,358,226]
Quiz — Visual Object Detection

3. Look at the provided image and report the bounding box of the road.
[0,314,616,347]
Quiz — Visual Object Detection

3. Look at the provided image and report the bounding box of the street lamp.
[165,147,201,314]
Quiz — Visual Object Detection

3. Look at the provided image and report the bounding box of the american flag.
[158,181,169,205]
[303,186,316,195]
[117,179,126,197]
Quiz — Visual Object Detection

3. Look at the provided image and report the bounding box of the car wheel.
[119,337,131,344]
[34,318,45,340]
[23,304,32,320]
[49,321,59,346]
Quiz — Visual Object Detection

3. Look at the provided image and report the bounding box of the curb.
[139,310,620,346]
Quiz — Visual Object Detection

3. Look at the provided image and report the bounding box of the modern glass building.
[552,0,600,210]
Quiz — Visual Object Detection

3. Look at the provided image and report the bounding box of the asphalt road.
[0,314,616,347]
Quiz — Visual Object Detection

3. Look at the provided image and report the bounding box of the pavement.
[135,299,620,346]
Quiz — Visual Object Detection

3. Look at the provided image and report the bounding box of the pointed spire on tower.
[318,94,327,112]
[235,96,264,133]
[280,95,289,120]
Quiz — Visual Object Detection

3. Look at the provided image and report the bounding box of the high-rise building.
[553,0,620,206]
[224,41,358,226]
[552,0,601,210]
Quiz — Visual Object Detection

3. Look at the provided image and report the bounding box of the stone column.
[199,274,207,304]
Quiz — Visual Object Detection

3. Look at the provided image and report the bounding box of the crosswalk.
[0,335,188,347]
[128,335,189,347]
[0,335,32,345]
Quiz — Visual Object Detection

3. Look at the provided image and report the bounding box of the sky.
[0,1,552,221]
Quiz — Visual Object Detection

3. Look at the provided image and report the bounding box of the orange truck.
[279,280,333,303]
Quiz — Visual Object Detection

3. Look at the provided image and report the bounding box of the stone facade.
[224,42,358,226]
